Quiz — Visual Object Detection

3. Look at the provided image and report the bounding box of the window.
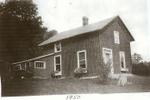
[103,48,113,64]
[34,61,46,69]
[77,50,87,69]
[54,42,61,52]
[21,63,26,70]
[119,51,127,71]
[54,55,62,71]
[114,31,120,44]
[15,64,21,70]
[26,62,30,67]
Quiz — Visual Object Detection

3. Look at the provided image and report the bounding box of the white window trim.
[20,63,27,71]
[20,63,26,71]
[54,42,62,53]
[102,48,113,62]
[34,61,46,69]
[54,55,62,75]
[114,30,120,44]
[102,47,114,74]
[119,51,127,71]
[77,50,87,69]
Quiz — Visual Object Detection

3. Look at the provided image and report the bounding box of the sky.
[1,0,150,61]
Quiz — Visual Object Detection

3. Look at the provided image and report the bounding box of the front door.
[119,51,126,71]
[102,48,114,74]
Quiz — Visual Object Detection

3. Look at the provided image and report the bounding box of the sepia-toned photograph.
[0,0,150,99]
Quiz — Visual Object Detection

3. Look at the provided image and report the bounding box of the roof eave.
[116,16,135,42]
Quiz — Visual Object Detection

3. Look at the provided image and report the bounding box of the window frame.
[54,55,62,75]
[54,42,62,53]
[102,48,113,64]
[77,50,87,69]
[21,63,26,71]
[119,51,127,71]
[34,61,46,69]
[114,30,120,44]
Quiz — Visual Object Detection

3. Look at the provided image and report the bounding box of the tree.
[0,1,47,62]
[132,53,143,64]
[43,30,58,41]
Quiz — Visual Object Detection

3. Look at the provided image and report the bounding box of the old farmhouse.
[11,16,134,79]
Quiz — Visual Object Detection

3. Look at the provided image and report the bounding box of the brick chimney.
[82,16,89,26]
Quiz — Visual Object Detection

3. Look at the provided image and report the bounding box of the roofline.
[116,16,135,41]
[39,16,135,46]
[12,52,55,65]
[39,16,117,46]
[38,28,101,46]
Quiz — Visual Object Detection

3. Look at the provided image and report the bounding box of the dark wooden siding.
[99,19,132,73]
[31,55,54,79]
[61,31,101,77]
[42,44,54,55]
[12,55,54,79]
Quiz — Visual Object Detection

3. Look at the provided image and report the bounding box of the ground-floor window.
[15,64,21,70]
[21,63,26,70]
[119,51,126,71]
[25,62,30,68]
[77,50,87,69]
[54,55,62,75]
[34,61,46,69]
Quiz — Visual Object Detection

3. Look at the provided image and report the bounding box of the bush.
[132,63,150,76]
[13,70,33,80]
[99,60,111,84]
[74,67,87,78]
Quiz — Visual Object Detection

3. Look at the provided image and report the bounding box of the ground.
[2,74,150,97]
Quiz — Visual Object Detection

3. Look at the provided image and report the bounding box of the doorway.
[102,48,114,74]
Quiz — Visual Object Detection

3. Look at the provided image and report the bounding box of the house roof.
[12,52,55,65]
[39,16,120,46]
[39,16,134,46]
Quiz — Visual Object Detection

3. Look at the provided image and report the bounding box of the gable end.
[115,16,134,41]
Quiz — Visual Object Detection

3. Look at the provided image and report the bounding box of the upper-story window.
[114,31,120,44]
[54,42,61,52]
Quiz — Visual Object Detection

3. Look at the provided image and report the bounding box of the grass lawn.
[2,75,150,97]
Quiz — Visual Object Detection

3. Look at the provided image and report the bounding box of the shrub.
[74,67,87,78]
[13,70,33,80]
[132,63,150,76]
[99,59,111,84]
